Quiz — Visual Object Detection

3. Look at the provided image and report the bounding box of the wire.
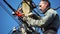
[0,2,22,34]
[3,0,16,12]
[53,6,60,10]
[0,1,21,26]
[2,0,38,33]
[17,1,22,10]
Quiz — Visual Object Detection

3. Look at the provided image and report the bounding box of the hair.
[41,0,50,7]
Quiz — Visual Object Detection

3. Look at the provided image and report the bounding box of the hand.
[15,11,24,17]
[27,13,33,17]
[23,16,27,21]
[27,13,41,20]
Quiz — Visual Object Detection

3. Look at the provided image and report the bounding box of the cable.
[17,1,22,10]
[53,6,60,10]
[3,0,38,33]
[0,2,22,34]
[0,1,21,26]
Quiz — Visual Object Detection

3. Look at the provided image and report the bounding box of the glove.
[27,13,41,20]
[23,16,27,21]
[15,11,24,17]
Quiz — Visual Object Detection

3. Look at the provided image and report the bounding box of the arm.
[26,10,56,27]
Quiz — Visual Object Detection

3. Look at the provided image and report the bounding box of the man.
[16,0,60,34]
[38,0,60,34]
[22,0,60,34]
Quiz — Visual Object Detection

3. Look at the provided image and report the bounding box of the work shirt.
[23,8,60,32]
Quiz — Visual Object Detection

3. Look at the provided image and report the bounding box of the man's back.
[43,8,60,32]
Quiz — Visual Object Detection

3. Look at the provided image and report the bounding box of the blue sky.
[0,0,60,34]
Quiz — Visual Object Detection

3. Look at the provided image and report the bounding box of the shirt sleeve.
[38,12,54,27]
[26,11,56,27]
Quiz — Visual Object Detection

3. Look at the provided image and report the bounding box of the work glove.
[27,13,41,20]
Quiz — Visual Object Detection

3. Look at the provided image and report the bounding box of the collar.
[43,7,50,14]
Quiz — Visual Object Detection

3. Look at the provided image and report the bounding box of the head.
[39,0,50,13]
